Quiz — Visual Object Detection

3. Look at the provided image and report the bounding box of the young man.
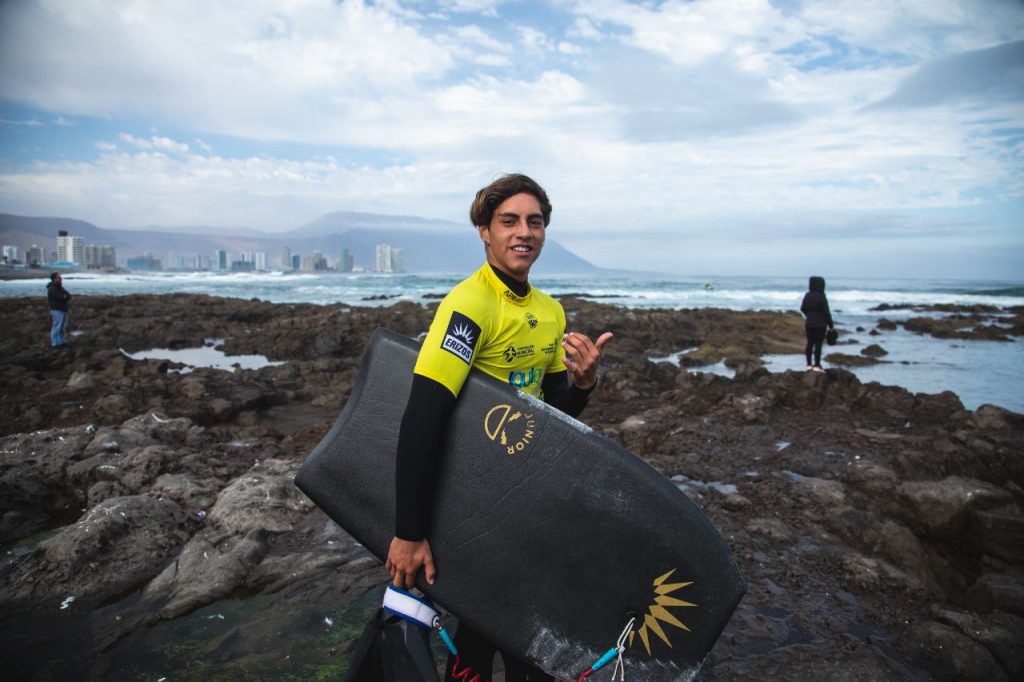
[385,174,612,681]
[47,272,72,349]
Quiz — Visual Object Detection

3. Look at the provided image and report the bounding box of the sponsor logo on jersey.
[503,344,535,363]
[503,288,527,305]
[629,568,698,655]
[440,311,480,364]
[508,366,542,389]
[483,404,536,455]
[540,337,558,355]
[525,312,538,328]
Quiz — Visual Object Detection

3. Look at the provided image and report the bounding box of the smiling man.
[385,173,612,681]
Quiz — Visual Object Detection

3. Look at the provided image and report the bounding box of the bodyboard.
[295,328,745,681]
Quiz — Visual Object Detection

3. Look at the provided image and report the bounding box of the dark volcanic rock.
[862,343,888,357]
[904,315,1016,341]
[824,352,884,367]
[1,495,194,611]
[0,292,1022,681]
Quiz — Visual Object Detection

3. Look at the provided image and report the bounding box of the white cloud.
[0,0,456,142]
[0,142,488,229]
[152,137,191,155]
[439,0,507,15]
[452,24,512,53]
[0,0,1022,278]
[574,0,784,67]
[516,25,554,54]
[567,17,603,41]
[0,118,43,127]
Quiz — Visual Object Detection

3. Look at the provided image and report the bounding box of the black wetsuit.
[396,264,593,682]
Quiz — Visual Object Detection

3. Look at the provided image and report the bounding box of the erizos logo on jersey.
[503,344,535,363]
[629,569,698,655]
[484,404,536,455]
[440,311,481,364]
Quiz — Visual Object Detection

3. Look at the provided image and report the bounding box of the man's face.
[478,192,546,282]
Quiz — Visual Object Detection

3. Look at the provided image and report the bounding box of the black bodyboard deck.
[295,328,745,681]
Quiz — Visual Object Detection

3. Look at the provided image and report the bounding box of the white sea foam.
[3,271,1021,412]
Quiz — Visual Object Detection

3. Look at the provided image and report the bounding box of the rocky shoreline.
[0,293,1021,681]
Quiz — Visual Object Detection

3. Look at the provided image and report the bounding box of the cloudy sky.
[1,0,1022,279]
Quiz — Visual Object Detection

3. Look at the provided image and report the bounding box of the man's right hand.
[385,536,436,589]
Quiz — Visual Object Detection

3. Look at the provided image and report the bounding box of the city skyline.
[1,1,1022,280]
[13,232,398,273]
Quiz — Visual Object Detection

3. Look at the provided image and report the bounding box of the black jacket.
[800,276,833,329]
[47,282,72,312]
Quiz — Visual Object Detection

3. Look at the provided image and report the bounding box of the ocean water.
[3,271,1022,413]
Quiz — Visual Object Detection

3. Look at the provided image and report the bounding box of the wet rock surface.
[0,293,1022,681]
[869,303,1024,341]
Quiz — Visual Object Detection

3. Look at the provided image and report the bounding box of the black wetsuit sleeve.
[394,373,457,541]
[541,370,594,419]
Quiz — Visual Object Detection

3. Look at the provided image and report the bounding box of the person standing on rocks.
[800,275,834,372]
[46,272,72,349]
[384,173,613,682]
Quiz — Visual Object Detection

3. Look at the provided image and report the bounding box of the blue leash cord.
[590,646,620,671]
[578,617,636,681]
[434,617,458,656]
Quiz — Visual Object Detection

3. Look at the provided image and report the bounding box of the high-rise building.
[291,254,300,270]
[85,245,101,268]
[215,250,228,271]
[86,245,117,269]
[100,245,116,268]
[25,245,43,266]
[339,247,353,272]
[281,247,292,271]
[375,243,405,273]
[301,251,327,272]
[254,252,267,271]
[57,231,85,265]
[2,245,18,264]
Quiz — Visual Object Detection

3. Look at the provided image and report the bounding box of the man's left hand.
[562,331,613,390]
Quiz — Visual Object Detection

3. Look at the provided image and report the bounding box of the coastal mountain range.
[0,212,601,274]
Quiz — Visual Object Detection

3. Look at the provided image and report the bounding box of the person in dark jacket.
[47,272,72,348]
[800,275,833,372]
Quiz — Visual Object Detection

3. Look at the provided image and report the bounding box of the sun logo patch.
[631,569,697,655]
[441,311,480,364]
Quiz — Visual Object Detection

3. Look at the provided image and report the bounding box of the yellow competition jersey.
[414,264,568,399]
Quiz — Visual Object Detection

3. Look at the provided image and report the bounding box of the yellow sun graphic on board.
[630,569,698,655]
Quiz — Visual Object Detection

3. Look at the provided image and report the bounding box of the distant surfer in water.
[385,174,613,681]
[800,275,834,372]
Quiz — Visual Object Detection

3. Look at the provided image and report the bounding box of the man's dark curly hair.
[470,174,552,228]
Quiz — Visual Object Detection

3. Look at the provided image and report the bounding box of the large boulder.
[0,425,96,542]
[0,495,193,611]
[897,476,1013,538]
